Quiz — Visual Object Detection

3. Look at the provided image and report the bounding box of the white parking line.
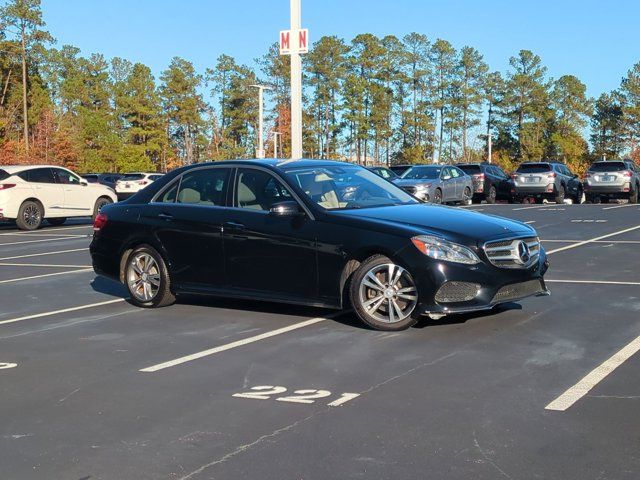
[0,233,88,238]
[0,262,92,268]
[0,237,90,247]
[524,221,536,224]
[512,205,550,211]
[0,298,125,326]
[546,334,640,411]
[546,279,640,286]
[602,204,635,210]
[546,225,640,255]
[0,268,93,284]
[140,311,346,373]
[0,248,88,261]
[0,225,92,235]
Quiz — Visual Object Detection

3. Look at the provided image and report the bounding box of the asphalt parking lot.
[1,203,640,480]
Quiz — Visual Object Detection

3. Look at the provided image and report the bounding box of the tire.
[93,197,113,221]
[124,245,175,308]
[486,186,497,204]
[461,187,472,205]
[573,187,584,204]
[629,186,639,204]
[16,200,43,231]
[47,218,66,226]
[555,185,566,204]
[433,188,442,204]
[349,255,419,331]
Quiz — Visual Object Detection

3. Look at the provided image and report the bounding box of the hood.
[332,203,534,245]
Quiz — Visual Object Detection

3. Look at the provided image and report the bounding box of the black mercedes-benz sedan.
[90,159,549,331]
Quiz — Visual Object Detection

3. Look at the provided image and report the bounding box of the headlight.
[416,184,431,190]
[411,235,480,265]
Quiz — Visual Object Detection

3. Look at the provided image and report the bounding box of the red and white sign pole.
[280,0,307,160]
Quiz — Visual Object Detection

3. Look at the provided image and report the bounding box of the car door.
[52,168,95,216]
[224,167,317,300]
[492,166,511,198]
[142,166,232,289]
[20,168,65,214]
[440,167,455,201]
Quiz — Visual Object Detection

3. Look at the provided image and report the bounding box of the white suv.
[115,173,163,199]
[0,165,117,230]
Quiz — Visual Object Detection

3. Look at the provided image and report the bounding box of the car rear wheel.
[433,188,442,204]
[125,246,175,308]
[461,187,472,205]
[16,200,43,231]
[486,186,497,204]
[47,218,66,226]
[93,197,113,221]
[350,255,419,331]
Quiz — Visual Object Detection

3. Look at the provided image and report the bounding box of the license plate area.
[524,177,540,183]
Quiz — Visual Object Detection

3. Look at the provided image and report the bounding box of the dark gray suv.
[512,162,583,204]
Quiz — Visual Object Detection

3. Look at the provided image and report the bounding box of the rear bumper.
[514,185,554,196]
[584,184,631,196]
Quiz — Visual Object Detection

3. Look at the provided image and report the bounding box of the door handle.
[158,213,174,221]
[224,221,246,230]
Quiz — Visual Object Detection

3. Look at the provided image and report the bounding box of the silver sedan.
[392,165,473,205]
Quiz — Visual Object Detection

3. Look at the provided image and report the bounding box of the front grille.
[492,279,545,303]
[484,236,540,269]
[401,186,418,195]
[435,281,481,303]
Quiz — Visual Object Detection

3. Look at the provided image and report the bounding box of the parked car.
[366,166,399,181]
[511,162,582,204]
[584,160,639,203]
[90,159,549,331]
[115,173,163,200]
[457,163,514,204]
[82,173,122,190]
[388,164,413,176]
[0,165,116,230]
[393,164,473,204]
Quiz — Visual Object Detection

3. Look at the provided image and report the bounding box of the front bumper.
[398,245,550,316]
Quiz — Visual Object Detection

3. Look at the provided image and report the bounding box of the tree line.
[0,0,639,175]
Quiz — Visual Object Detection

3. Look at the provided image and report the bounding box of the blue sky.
[42,0,638,99]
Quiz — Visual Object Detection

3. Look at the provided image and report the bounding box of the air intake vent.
[435,281,481,303]
[492,279,545,303]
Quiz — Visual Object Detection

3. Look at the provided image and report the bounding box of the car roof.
[173,159,355,172]
[0,165,70,174]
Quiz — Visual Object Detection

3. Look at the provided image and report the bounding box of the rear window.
[516,163,551,173]
[0,169,9,181]
[122,174,144,180]
[589,162,626,172]
[458,165,482,174]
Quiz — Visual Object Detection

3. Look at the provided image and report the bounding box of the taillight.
[623,170,633,177]
[0,183,16,190]
[138,180,148,185]
[473,173,485,180]
[93,213,108,232]
[547,172,557,179]
[511,174,518,180]
[584,172,592,179]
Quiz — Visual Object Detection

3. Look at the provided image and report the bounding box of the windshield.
[589,162,626,172]
[283,165,417,210]
[517,163,551,173]
[458,165,481,175]
[401,166,442,180]
[122,174,145,180]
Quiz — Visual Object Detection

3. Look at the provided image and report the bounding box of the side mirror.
[80,179,88,186]
[269,200,303,217]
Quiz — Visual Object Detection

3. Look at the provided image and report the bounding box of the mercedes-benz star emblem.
[517,241,531,264]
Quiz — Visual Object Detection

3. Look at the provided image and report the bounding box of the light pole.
[290,0,303,160]
[250,84,273,159]
[272,131,282,159]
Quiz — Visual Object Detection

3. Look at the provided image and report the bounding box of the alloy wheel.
[358,263,418,324]
[23,204,41,228]
[127,252,161,302]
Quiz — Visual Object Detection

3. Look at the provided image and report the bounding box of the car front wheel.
[350,255,419,331]
[125,246,175,308]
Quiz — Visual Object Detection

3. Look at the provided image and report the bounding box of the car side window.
[174,168,230,206]
[157,181,179,203]
[53,169,81,185]
[441,167,451,179]
[235,168,294,211]
[21,168,56,184]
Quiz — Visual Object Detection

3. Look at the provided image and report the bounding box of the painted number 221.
[233,386,360,407]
